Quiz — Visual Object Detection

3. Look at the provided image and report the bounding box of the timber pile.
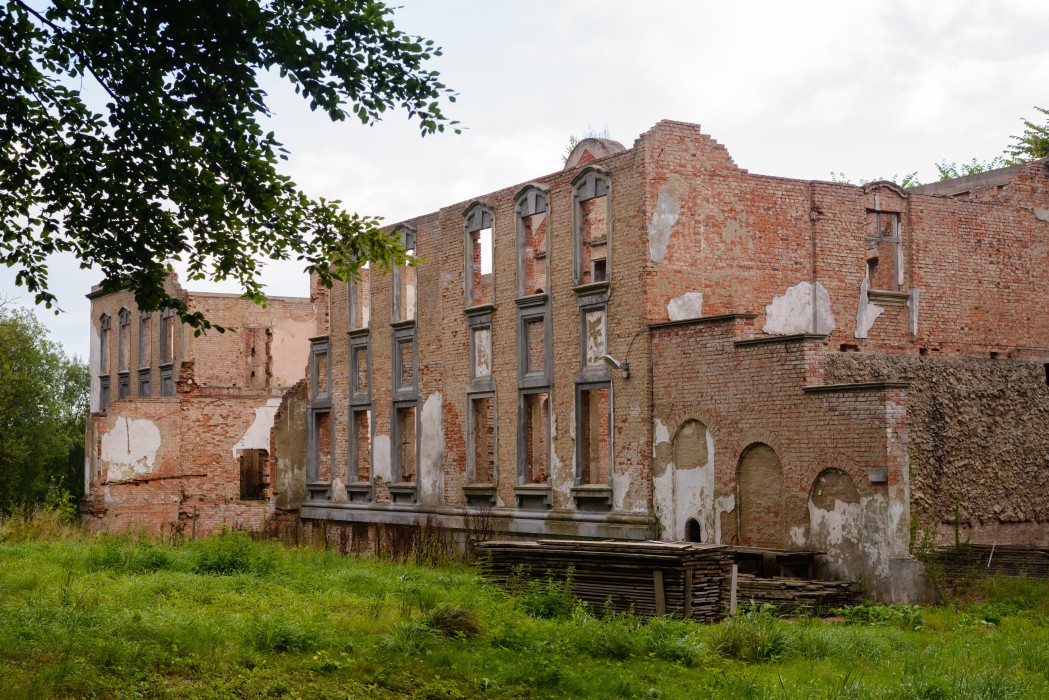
[735,574,863,614]
[477,539,734,622]
[934,545,1049,578]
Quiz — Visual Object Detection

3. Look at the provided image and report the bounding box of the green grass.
[2,515,1049,698]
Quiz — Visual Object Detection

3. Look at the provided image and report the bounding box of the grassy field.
[2,515,1049,699]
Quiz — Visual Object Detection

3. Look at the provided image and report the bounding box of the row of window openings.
[317,389,610,491]
[98,308,176,374]
[349,176,611,329]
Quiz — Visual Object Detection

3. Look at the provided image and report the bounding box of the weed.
[832,600,925,630]
[711,603,795,662]
[383,620,437,655]
[243,613,318,652]
[424,605,481,639]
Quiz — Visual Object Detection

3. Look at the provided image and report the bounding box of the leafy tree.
[0,0,458,330]
[934,157,1008,181]
[0,303,88,512]
[1004,105,1049,164]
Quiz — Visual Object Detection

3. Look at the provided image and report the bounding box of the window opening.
[315,350,329,395]
[138,311,151,368]
[159,308,175,364]
[573,170,610,285]
[516,187,548,297]
[118,308,131,371]
[313,411,332,482]
[138,368,151,397]
[579,387,610,484]
[394,228,417,322]
[351,263,370,329]
[399,341,414,387]
[118,373,130,400]
[466,205,494,306]
[526,320,545,373]
[99,376,111,411]
[472,327,492,379]
[353,347,369,395]
[471,396,495,484]
[159,366,175,397]
[396,405,417,483]
[239,449,268,500]
[523,392,550,483]
[866,211,902,291]
[99,314,110,374]
[352,409,371,482]
[685,518,702,543]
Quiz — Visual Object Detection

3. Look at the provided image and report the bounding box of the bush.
[512,568,577,620]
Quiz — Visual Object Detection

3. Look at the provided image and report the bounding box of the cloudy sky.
[4,0,1048,360]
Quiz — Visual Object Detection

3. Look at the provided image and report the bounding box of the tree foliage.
[0,303,88,512]
[0,0,458,330]
[1004,104,1049,164]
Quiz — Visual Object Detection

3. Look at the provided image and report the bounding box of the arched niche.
[735,442,783,548]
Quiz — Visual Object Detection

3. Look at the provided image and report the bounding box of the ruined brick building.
[81,275,317,534]
[83,120,1049,599]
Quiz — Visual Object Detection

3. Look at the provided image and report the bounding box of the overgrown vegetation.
[833,104,1049,187]
[0,304,88,514]
[2,513,1049,698]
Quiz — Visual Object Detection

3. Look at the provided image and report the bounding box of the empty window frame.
[138,311,151,368]
[572,168,610,285]
[465,204,494,307]
[309,409,334,483]
[519,391,550,484]
[117,372,130,400]
[515,185,549,297]
[349,265,371,329]
[239,448,268,500]
[159,365,175,397]
[311,338,330,401]
[117,307,131,372]
[866,211,902,291]
[350,342,371,401]
[138,367,152,397]
[393,403,417,483]
[468,395,496,484]
[576,384,611,485]
[159,308,175,364]
[99,375,111,411]
[393,227,417,323]
[392,325,417,399]
[350,409,372,483]
[518,306,551,385]
[98,314,110,374]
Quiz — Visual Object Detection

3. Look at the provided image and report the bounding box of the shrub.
[189,532,275,576]
[514,568,577,620]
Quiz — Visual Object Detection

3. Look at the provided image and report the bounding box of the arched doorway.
[735,443,783,547]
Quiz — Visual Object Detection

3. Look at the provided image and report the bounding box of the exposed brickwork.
[82,275,315,536]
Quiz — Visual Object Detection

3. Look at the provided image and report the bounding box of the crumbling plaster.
[100,416,161,482]
[764,281,835,335]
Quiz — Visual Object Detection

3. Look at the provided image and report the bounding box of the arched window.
[572,167,610,285]
[514,184,549,297]
[464,202,494,307]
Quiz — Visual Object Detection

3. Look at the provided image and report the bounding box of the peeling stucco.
[652,420,715,542]
[473,328,492,377]
[854,276,884,339]
[714,494,735,545]
[372,434,392,482]
[418,393,444,504]
[612,470,630,511]
[666,292,703,322]
[89,323,101,413]
[231,398,282,458]
[763,281,835,335]
[647,186,680,262]
[101,416,161,481]
[908,289,920,336]
[584,310,607,366]
[1035,208,1049,223]
[330,477,349,503]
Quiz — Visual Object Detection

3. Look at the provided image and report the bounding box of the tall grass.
[2,516,1049,698]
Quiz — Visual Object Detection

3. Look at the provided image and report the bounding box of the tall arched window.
[464,202,494,307]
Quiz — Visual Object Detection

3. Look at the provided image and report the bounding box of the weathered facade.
[80,120,1049,600]
[81,275,317,535]
[299,121,1049,600]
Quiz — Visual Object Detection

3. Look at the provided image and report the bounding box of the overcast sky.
[4,0,1048,361]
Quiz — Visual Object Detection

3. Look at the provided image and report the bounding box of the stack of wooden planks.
[734,574,863,614]
[477,539,734,622]
[934,544,1049,578]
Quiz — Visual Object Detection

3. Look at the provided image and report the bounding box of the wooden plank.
[653,570,665,615]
